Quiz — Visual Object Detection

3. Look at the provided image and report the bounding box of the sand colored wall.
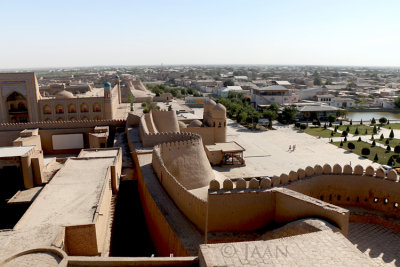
[181,127,215,145]
[0,131,21,146]
[65,224,99,256]
[155,135,215,190]
[206,182,349,238]
[151,110,180,133]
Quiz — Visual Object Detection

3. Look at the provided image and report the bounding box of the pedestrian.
[289,145,291,151]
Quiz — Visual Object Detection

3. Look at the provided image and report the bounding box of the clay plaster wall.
[152,144,208,231]
[181,127,215,146]
[151,110,180,133]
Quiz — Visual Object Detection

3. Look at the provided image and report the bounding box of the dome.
[189,119,202,127]
[178,121,187,129]
[205,99,216,107]
[55,90,74,99]
[213,103,226,112]
[104,82,112,91]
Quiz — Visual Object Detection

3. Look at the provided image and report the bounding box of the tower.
[103,82,113,120]
[114,75,121,104]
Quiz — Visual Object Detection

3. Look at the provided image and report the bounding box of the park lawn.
[332,141,400,167]
[382,123,400,130]
[302,127,342,138]
[337,125,374,135]
[376,138,400,148]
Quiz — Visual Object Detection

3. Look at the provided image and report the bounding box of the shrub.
[358,137,361,142]
[334,126,338,132]
[141,102,147,107]
[295,122,300,128]
[387,120,390,124]
[365,129,368,135]
[312,119,318,126]
[347,142,355,150]
[373,153,378,162]
[396,157,400,163]
[387,145,391,152]
[340,141,343,147]
[386,139,390,145]
[329,122,332,127]
[344,137,347,142]
[355,127,359,135]
[361,147,370,156]
[350,120,353,125]
[330,131,334,137]
[346,126,350,132]
[371,117,376,124]
[379,117,387,125]
[342,131,348,137]
[360,119,363,125]
[323,123,327,129]
[339,120,343,125]
[395,145,400,154]
[373,125,377,134]
[380,133,384,140]
[143,107,150,113]
[388,156,394,166]
[371,140,376,147]
[371,135,374,140]
[390,129,394,139]
[300,124,307,130]
[328,113,336,123]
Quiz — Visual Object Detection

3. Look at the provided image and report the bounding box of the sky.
[1,0,400,68]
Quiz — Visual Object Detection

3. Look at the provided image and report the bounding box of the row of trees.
[146,83,202,98]
[216,92,297,128]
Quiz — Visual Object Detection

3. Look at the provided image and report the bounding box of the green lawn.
[301,127,342,138]
[337,125,374,135]
[382,123,400,130]
[332,141,400,167]
[376,138,400,148]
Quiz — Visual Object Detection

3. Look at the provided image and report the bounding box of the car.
[395,168,400,174]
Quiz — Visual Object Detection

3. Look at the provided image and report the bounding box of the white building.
[317,94,355,108]
[251,85,299,107]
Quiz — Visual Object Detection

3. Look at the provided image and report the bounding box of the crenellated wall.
[151,134,213,231]
[0,119,125,131]
[206,163,400,237]
[151,110,180,133]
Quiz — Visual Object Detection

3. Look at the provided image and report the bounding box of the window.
[55,104,64,114]
[80,103,88,113]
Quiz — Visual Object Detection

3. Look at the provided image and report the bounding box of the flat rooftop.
[78,148,119,158]
[206,142,245,153]
[0,146,35,158]
[15,157,115,229]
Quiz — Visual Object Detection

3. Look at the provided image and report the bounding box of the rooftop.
[0,146,35,158]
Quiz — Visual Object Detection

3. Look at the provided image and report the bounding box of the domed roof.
[178,121,187,129]
[55,90,74,99]
[189,119,202,127]
[104,82,112,91]
[213,103,226,112]
[206,99,216,106]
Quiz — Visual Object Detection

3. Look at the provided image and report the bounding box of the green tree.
[358,137,361,142]
[342,131,348,137]
[373,153,378,162]
[327,113,336,123]
[361,147,370,156]
[387,145,391,152]
[360,119,363,125]
[388,156,394,166]
[355,127,359,135]
[267,102,279,113]
[371,117,376,124]
[395,97,400,108]
[373,125,377,134]
[390,129,394,139]
[128,92,135,112]
[279,106,297,124]
[394,145,400,154]
[223,79,234,87]
[379,117,387,125]
[347,142,355,150]
[386,139,390,145]
[314,77,322,86]
[371,140,376,147]
[263,110,278,129]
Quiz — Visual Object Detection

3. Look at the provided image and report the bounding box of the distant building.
[251,85,298,107]
[0,73,122,123]
[316,94,355,108]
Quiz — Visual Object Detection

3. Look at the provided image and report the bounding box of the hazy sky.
[1,0,399,68]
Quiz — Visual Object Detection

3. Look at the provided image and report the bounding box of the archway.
[6,92,29,123]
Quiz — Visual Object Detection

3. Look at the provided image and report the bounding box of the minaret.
[114,75,121,104]
[103,82,113,119]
